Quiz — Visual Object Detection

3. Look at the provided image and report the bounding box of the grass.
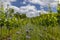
[0,7,60,40]
[0,23,60,40]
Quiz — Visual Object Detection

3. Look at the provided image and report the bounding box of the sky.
[11,0,58,12]
[0,0,59,17]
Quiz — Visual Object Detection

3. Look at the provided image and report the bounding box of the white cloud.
[0,0,16,8]
[19,5,40,17]
[24,0,58,6]
[24,0,46,5]
[1,0,16,2]
[6,4,41,17]
[19,5,47,17]
[10,0,16,2]
[19,5,36,13]
[23,2,26,4]
[59,0,60,4]
[9,6,20,13]
[0,0,58,18]
[50,2,58,7]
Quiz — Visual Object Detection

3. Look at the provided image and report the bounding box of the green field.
[0,4,60,40]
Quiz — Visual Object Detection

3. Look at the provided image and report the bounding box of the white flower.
[0,19,2,20]
[26,35,31,39]
[16,31,20,34]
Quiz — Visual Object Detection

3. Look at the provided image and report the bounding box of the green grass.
[0,13,60,40]
[0,24,60,40]
[0,6,60,40]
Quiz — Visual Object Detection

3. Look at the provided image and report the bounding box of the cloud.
[19,5,36,13]
[24,0,58,5]
[10,0,16,2]
[23,1,26,4]
[0,0,58,17]
[9,6,20,13]
[0,0,16,8]
[19,4,48,17]
[19,5,40,17]
[59,0,60,4]
[1,0,16,2]
[24,0,46,5]
[0,0,14,7]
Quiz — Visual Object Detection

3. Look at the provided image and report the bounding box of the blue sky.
[1,0,58,14]
[11,0,41,10]
[0,0,58,17]
[11,0,57,12]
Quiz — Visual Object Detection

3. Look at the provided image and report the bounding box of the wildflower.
[16,31,20,34]
[0,19,1,20]
[26,35,31,39]
[7,37,11,40]
[26,30,29,34]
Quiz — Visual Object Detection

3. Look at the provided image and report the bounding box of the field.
[0,4,60,40]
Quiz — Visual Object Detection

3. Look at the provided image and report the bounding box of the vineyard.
[0,4,60,40]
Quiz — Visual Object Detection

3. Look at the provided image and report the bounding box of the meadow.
[0,4,60,40]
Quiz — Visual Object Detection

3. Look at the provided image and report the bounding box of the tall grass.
[0,4,60,40]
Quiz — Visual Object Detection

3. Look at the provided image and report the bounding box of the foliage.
[57,4,60,14]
